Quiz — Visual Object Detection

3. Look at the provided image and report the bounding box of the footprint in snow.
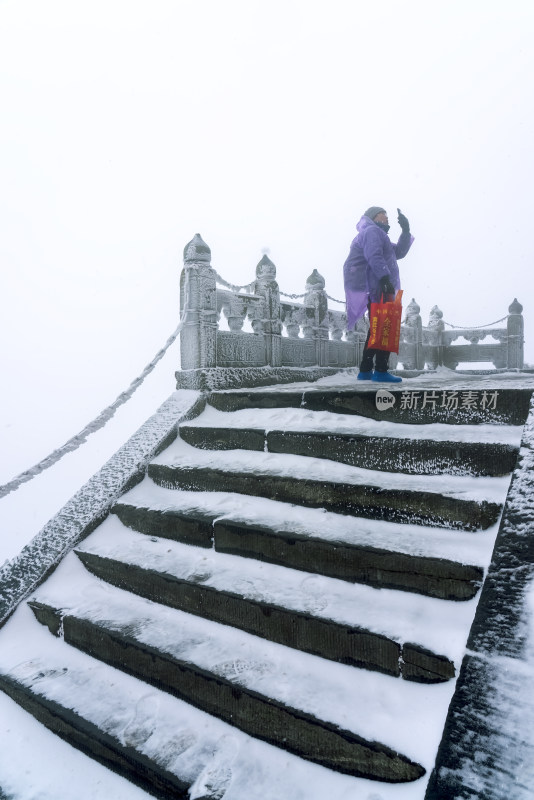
[121,692,160,748]
[189,734,238,800]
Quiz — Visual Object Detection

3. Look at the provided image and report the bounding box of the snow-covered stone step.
[180,406,522,476]
[113,481,496,599]
[0,687,156,800]
[187,405,525,444]
[148,438,506,531]
[179,424,518,477]
[207,387,533,426]
[25,575,429,783]
[112,500,483,602]
[0,670,193,799]
[116,480,499,567]
[74,520,457,682]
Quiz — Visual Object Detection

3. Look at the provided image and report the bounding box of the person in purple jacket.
[343,206,414,383]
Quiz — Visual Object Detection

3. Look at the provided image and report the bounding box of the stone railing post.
[304,269,329,366]
[402,298,423,370]
[179,234,217,370]
[254,255,282,367]
[427,305,444,369]
[507,298,524,369]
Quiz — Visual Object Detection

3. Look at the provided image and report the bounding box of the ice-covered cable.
[279,291,306,299]
[0,318,184,500]
[214,271,256,293]
[214,269,346,305]
[443,315,508,329]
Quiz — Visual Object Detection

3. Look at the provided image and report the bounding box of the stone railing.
[390,298,524,372]
[177,234,524,389]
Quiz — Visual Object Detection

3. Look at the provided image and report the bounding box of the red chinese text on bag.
[368,290,403,353]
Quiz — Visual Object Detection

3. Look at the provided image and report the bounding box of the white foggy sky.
[1,1,534,509]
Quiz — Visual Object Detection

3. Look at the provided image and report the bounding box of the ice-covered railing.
[179,234,367,384]
[178,234,524,381]
[390,299,524,371]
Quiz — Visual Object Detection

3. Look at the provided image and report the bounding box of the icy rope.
[214,269,345,305]
[280,291,346,305]
[214,272,256,294]
[443,315,508,330]
[0,319,184,500]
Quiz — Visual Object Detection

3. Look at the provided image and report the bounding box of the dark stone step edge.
[29,603,425,784]
[112,504,484,601]
[213,520,483,602]
[178,426,518,477]
[0,673,190,800]
[206,388,533,427]
[147,463,501,531]
[75,551,455,683]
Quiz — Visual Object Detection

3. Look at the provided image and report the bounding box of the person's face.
[374,211,388,225]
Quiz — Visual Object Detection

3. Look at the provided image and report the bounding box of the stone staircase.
[0,386,525,799]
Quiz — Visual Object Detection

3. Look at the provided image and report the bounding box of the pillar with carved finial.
[507,298,524,369]
[179,234,217,370]
[401,298,423,370]
[427,305,445,369]
[254,254,282,366]
[304,269,329,366]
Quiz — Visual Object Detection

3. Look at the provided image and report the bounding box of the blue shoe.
[372,371,402,383]
[357,371,374,381]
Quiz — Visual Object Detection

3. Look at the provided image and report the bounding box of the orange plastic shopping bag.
[368,290,403,353]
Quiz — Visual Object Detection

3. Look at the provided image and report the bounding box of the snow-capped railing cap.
[406,298,420,315]
[255,254,276,279]
[184,233,211,264]
[509,298,523,315]
[305,268,325,291]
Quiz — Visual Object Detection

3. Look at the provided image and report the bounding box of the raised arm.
[393,208,414,259]
[393,230,414,259]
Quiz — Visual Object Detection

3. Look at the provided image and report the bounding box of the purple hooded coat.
[343,215,414,329]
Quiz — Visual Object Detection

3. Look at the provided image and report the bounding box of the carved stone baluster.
[179,233,217,370]
[507,298,524,369]
[328,311,344,341]
[225,294,247,332]
[247,297,264,335]
[285,306,303,338]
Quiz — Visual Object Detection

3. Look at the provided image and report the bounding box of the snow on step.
[79,517,481,666]
[186,405,524,445]
[151,436,511,504]
[120,479,500,568]
[0,607,381,800]
[28,553,453,775]
[0,687,154,800]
